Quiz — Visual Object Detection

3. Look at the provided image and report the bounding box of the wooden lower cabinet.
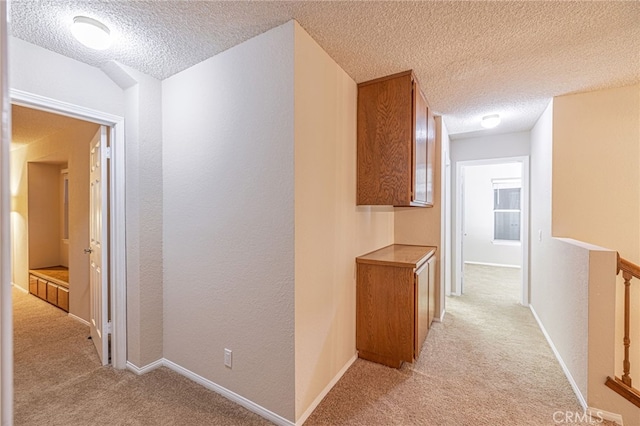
[29,275,38,295]
[46,282,58,305]
[57,286,69,312]
[29,273,69,313]
[356,244,436,368]
[37,278,47,300]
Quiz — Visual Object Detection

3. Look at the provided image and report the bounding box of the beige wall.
[553,85,640,401]
[293,22,394,421]
[27,163,62,268]
[59,171,69,268]
[586,247,639,424]
[11,121,98,321]
[394,116,444,318]
[552,85,640,261]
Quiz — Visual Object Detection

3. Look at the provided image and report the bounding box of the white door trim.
[454,156,530,306]
[10,89,127,369]
[1,3,12,424]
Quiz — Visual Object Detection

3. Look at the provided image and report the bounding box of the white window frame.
[492,178,521,244]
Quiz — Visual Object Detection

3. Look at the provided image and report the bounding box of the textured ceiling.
[9,1,640,138]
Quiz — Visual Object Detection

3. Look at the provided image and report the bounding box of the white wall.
[293,22,394,422]
[531,98,639,424]
[162,22,295,421]
[463,162,522,267]
[450,131,530,292]
[530,100,589,399]
[441,120,452,302]
[450,131,531,163]
[9,36,165,368]
[114,63,164,369]
[10,38,124,116]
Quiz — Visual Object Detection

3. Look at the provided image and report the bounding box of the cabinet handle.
[84,248,93,254]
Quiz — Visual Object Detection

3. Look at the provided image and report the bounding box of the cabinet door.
[412,84,428,206]
[414,261,429,359]
[29,275,38,295]
[47,282,58,305]
[37,278,47,300]
[428,255,436,326]
[425,107,436,207]
[357,72,413,206]
[357,263,415,367]
[58,287,69,312]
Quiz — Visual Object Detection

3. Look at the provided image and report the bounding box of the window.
[493,179,521,242]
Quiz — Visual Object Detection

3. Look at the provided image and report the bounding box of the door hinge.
[105,147,112,159]
[107,321,113,334]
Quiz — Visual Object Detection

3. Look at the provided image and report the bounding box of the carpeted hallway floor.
[305,264,612,425]
[13,264,613,425]
[13,288,270,426]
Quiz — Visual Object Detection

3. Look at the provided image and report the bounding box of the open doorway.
[11,104,99,321]
[8,89,127,369]
[454,157,530,306]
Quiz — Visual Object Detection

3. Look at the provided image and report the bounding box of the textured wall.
[117,63,164,369]
[162,22,295,421]
[9,35,164,364]
[293,22,394,421]
[529,100,588,399]
[9,38,124,116]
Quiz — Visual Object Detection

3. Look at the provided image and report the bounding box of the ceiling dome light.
[70,16,111,50]
[480,114,501,129]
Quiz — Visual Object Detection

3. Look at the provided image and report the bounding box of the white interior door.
[89,126,109,365]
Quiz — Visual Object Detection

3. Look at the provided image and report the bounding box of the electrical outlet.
[224,348,232,368]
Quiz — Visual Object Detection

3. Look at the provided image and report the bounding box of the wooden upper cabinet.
[357,70,434,207]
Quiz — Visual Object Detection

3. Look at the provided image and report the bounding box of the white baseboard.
[296,354,357,426]
[587,407,624,425]
[11,283,28,294]
[126,359,164,375]
[464,261,521,269]
[529,305,587,410]
[126,356,351,426]
[162,358,294,426]
[68,313,90,327]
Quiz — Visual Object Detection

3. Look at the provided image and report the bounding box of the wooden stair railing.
[605,253,640,408]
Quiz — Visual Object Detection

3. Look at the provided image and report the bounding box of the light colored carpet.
[13,288,271,426]
[13,264,615,425]
[305,264,614,425]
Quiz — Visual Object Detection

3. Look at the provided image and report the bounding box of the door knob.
[84,248,93,254]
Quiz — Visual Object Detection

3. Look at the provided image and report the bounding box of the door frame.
[10,89,127,368]
[454,156,530,305]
